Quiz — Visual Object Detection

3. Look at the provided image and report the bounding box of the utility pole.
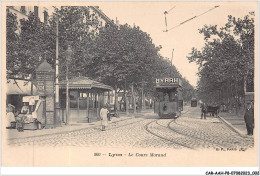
[66,55,69,125]
[65,45,72,125]
[164,11,168,32]
[55,16,60,126]
[171,49,174,76]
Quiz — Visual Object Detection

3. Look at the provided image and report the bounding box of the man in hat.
[244,102,254,136]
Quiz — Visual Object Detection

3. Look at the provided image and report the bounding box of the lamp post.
[65,45,72,125]
[55,15,61,127]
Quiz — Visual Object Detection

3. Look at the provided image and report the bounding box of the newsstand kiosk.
[35,60,60,128]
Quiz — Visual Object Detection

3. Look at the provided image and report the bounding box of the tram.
[191,98,197,107]
[154,78,183,118]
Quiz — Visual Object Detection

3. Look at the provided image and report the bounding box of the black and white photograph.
[1,0,259,172]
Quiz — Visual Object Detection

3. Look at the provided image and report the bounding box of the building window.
[44,11,48,24]
[20,6,26,14]
[34,6,39,17]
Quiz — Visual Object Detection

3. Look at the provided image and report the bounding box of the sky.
[93,1,257,87]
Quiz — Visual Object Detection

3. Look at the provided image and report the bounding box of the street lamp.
[55,15,60,127]
[65,45,73,125]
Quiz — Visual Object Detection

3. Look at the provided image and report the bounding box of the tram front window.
[156,88,178,102]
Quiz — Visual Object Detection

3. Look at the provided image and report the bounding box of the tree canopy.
[187,13,254,107]
[6,6,195,103]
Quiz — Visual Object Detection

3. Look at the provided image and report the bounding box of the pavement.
[7,107,254,149]
[6,106,254,150]
[7,108,252,141]
[218,110,250,138]
[6,110,147,140]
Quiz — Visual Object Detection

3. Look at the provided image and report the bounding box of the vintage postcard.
[1,1,259,170]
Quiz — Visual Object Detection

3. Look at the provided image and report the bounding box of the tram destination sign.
[155,78,181,86]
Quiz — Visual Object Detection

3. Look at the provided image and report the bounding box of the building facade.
[7,6,51,27]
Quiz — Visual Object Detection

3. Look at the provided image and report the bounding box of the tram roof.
[59,76,113,91]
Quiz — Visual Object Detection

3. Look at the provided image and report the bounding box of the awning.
[6,79,38,95]
[59,76,113,91]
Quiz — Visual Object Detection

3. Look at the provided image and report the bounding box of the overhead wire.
[166,5,219,32]
[167,6,176,14]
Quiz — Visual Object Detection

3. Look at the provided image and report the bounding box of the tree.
[181,78,195,102]
[6,6,104,80]
[6,9,56,80]
[6,9,19,78]
[187,13,254,110]
[18,13,56,78]
[88,24,162,108]
[48,6,103,80]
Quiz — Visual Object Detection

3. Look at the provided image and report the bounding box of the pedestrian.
[223,104,227,112]
[200,103,207,119]
[21,102,29,114]
[6,104,16,128]
[100,105,109,131]
[244,102,254,136]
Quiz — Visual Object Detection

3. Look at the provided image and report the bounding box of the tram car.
[154,78,183,118]
[191,99,197,107]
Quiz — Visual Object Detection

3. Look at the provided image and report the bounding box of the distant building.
[7,6,51,26]
[88,6,113,27]
[7,5,114,34]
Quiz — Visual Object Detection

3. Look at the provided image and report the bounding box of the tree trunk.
[126,96,129,116]
[131,84,136,115]
[124,79,126,112]
[142,88,146,111]
[114,84,118,111]
[31,76,33,95]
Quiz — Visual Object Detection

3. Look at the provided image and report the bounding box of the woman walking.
[100,105,109,131]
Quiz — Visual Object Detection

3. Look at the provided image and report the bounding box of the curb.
[8,115,134,141]
[218,116,248,138]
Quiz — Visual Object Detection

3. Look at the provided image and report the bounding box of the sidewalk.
[7,110,150,141]
[218,111,249,138]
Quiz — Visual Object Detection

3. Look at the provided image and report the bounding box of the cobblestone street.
[8,107,254,150]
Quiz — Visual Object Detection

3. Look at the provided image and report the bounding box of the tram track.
[144,108,198,150]
[144,108,236,149]
[168,107,248,148]
[144,120,196,150]
[168,119,252,148]
[168,107,235,148]
[168,108,235,148]
[166,120,225,148]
